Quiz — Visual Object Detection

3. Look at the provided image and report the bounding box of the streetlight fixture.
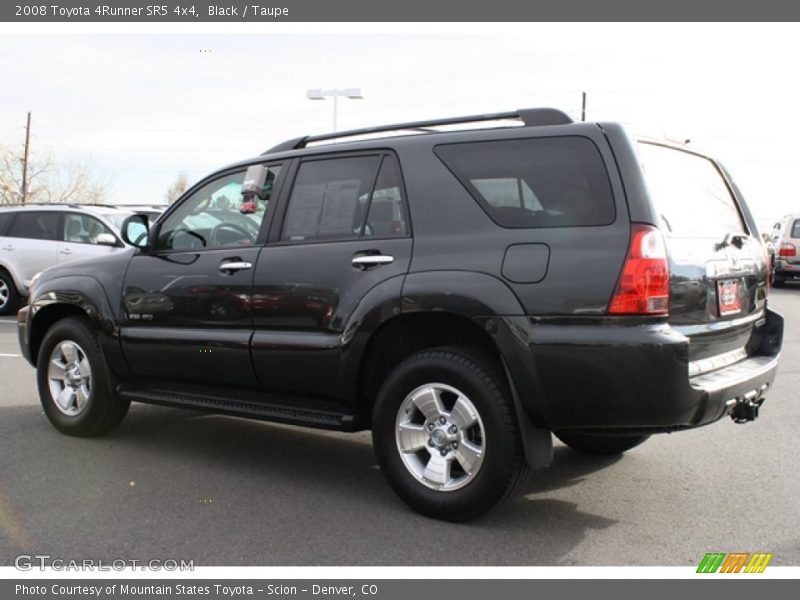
[307,87,364,133]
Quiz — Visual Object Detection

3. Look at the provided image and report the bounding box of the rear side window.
[363,156,409,237]
[0,212,14,236]
[7,212,60,240]
[282,156,382,242]
[637,142,746,238]
[435,136,615,228]
[791,219,800,239]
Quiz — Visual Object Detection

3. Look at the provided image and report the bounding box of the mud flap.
[503,361,553,469]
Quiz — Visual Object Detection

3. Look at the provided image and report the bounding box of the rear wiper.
[716,231,748,251]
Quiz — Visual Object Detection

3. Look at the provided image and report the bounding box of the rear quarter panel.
[395,123,631,316]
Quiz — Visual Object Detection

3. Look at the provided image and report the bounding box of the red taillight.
[778,243,796,257]
[608,224,670,315]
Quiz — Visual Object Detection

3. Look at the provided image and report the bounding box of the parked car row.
[0,203,164,315]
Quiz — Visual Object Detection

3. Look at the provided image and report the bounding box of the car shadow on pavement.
[1,403,619,566]
[527,446,623,494]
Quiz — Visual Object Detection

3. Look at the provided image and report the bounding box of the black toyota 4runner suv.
[17,108,783,521]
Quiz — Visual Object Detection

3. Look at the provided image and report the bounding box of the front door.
[120,165,283,390]
[58,212,121,264]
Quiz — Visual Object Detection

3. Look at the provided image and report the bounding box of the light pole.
[306,88,363,133]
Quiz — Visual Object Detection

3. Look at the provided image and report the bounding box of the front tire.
[37,317,130,437]
[0,271,20,316]
[555,431,650,455]
[372,347,528,522]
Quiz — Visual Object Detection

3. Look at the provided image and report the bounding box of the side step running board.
[117,385,359,431]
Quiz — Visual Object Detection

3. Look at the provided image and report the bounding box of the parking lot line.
[0,353,21,358]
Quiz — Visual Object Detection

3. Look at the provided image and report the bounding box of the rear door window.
[637,142,746,238]
[434,136,615,228]
[0,212,14,236]
[790,219,800,239]
[363,156,409,237]
[281,156,381,242]
[7,211,60,240]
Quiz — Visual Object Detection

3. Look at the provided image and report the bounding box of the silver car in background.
[769,213,800,287]
[0,203,164,315]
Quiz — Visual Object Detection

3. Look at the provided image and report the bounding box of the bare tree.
[165,172,189,204]
[0,144,107,205]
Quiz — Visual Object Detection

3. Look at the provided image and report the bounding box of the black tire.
[0,270,20,317]
[555,431,650,455]
[372,347,529,522]
[36,316,130,437]
[772,275,785,288]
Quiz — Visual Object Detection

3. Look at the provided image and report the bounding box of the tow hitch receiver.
[729,386,768,424]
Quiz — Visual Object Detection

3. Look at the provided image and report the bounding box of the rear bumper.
[485,308,783,432]
[774,260,800,278]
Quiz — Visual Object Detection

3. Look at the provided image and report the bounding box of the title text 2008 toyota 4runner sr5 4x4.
[17,108,783,521]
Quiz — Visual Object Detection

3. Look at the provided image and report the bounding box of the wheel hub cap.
[47,340,92,417]
[395,383,485,492]
[430,428,449,447]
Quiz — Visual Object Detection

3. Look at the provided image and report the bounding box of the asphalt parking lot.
[0,291,798,567]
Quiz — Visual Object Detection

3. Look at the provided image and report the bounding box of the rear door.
[637,142,768,362]
[250,152,412,403]
[1,211,61,290]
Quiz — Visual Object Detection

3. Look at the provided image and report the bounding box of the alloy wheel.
[394,383,486,491]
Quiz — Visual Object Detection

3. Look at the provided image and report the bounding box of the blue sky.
[0,25,798,231]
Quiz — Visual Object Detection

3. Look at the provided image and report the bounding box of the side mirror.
[121,214,150,249]
[95,232,118,247]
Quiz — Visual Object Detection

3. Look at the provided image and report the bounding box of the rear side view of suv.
[17,108,782,521]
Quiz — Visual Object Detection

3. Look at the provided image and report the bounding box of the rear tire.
[772,275,785,288]
[372,347,528,522]
[555,431,650,455]
[37,316,130,437]
[0,270,20,316]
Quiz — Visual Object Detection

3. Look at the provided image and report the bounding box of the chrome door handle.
[219,261,253,273]
[352,254,394,267]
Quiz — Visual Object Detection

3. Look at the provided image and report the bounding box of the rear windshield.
[637,142,746,238]
[435,136,615,228]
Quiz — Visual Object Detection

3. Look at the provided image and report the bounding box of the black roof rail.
[263,107,572,154]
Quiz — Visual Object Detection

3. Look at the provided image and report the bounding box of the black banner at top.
[2,0,800,22]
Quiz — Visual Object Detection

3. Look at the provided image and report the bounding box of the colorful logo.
[697,552,773,573]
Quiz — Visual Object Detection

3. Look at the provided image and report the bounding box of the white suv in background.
[769,213,800,287]
[0,204,160,316]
